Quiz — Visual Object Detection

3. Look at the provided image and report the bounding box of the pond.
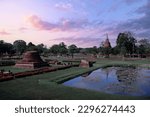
[63,67,150,96]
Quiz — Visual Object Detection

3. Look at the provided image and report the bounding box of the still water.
[63,67,150,96]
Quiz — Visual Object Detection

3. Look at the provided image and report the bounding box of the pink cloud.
[0,30,11,35]
[19,27,28,31]
[49,37,102,47]
[27,15,89,31]
[27,15,57,31]
[19,27,28,32]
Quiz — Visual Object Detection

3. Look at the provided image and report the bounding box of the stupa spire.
[106,33,108,40]
[104,33,111,48]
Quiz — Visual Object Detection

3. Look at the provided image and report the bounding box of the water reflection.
[101,67,113,79]
[82,72,92,77]
[63,67,150,96]
[116,67,137,84]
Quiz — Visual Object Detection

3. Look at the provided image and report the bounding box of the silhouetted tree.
[68,44,78,58]
[0,40,14,56]
[111,46,120,55]
[58,42,68,56]
[138,39,150,56]
[37,43,46,54]
[50,44,59,55]
[116,31,136,56]
[99,41,111,58]
[26,42,37,51]
[13,40,26,55]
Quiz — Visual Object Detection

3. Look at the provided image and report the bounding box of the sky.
[0,0,149,47]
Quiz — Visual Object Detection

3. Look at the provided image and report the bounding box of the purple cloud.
[28,15,58,31]
[124,0,141,4]
[114,0,150,38]
[49,37,103,47]
[27,15,89,31]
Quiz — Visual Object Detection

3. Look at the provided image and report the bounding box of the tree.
[0,40,5,55]
[79,48,87,55]
[85,46,99,55]
[58,42,68,56]
[138,39,150,56]
[4,43,14,55]
[0,40,14,56]
[68,44,78,58]
[37,43,46,54]
[116,31,136,56]
[99,41,111,58]
[103,47,112,58]
[99,41,105,55]
[13,40,26,55]
[120,46,127,60]
[50,44,59,55]
[26,42,38,51]
[111,46,120,55]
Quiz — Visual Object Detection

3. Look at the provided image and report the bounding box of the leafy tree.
[50,43,68,56]
[58,42,68,56]
[4,43,14,54]
[0,40,5,55]
[138,39,150,47]
[50,44,60,55]
[138,39,150,56]
[26,42,38,51]
[79,48,87,55]
[120,46,127,59]
[87,46,99,55]
[99,41,105,55]
[99,41,111,58]
[111,46,120,55]
[13,40,26,55]
[116,31,136,55]
[0,40,14,56]
[102,47,111,58]
[37,43,46,54]
[68,44,78,58]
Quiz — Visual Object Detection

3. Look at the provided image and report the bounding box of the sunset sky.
[0,0,149,47]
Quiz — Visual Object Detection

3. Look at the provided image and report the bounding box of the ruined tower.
[104,34,111,48]
[15,51,49,69]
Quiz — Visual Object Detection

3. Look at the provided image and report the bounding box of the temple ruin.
[104,34,111,48]
[15,51,49,69]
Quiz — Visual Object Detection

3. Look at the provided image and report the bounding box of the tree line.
[0,31,150,58]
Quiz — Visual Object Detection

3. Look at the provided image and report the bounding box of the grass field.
[0,59,150,100]
[0,66,29,73]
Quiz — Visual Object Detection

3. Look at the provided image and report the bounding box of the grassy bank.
[0,66,29,73]
[0,59,150,100]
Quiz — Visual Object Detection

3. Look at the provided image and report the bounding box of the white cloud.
[55,3,73,11]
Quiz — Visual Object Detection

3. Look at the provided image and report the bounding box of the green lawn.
[0,66,29,73]
[0,59,150,100]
